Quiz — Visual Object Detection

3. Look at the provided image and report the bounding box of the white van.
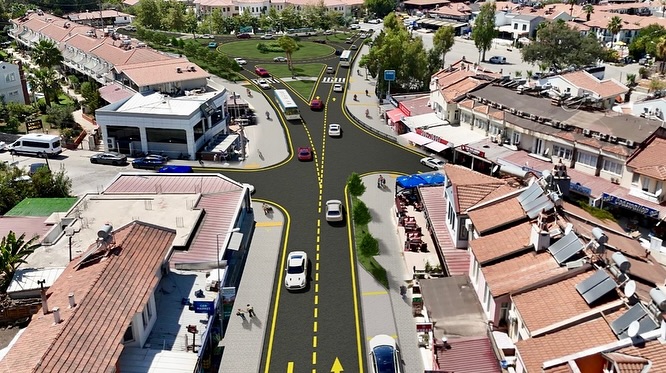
[8,134,62,156]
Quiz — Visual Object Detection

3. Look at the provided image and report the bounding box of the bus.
[274,89,301,120]
[339,50,352,67]
[287,27,316,37]
[7,134,62,157]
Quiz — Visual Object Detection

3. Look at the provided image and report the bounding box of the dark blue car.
[132,155,168,170]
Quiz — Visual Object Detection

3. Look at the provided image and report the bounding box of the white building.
[194,0,362,18]
[0,61,28,104]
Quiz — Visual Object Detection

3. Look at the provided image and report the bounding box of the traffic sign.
[384,70,396,82]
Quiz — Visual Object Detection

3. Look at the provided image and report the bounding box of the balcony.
[629,187,664,205]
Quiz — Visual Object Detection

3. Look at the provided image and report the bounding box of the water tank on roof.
[650,287,666,311]
[97,224,113,239]
[611,252,631,273]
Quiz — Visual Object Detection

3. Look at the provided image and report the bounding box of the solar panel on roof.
[518,182,543,206]
[554,237,584,264]
[526,200,555,219]
[576,269,610,295]
[580,277,616,304]
[548,231,578,256]
[522,194,549,213]
[636,315,659,335]
[611,303,648,336]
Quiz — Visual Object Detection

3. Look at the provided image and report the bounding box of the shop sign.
[398,102,412,117]
[221,286,236,318]
[460,144,485,158]
[415,128,448,144]
[416,322,433,333]
[602,193,659,218]
[570,181,592,196]
[26,118,43,132]
[193,300,215,315]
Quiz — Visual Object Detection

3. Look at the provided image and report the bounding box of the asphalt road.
[227,39,423,372]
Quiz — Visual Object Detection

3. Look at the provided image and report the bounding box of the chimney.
[531,211,550,252]
[53,307,61,324]
[68,293,76,308]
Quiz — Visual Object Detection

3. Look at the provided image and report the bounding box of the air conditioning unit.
[530,114,537,120]
[583,128,591,136]
[626,140,635,147]
[517,111,524,116]
[537,117,545,123]
[600,133,609,140]
[611,177,620,184]
[510,108,517,114]
[176,67,183,73]
[610,136,618,143]
[498,104,504,110]
[106,137,116,150]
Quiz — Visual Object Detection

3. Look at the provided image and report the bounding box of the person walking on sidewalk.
[246,304,256,318]
[236,308,247,321]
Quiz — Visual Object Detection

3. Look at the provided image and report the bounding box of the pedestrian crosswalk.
[322,77,346,84]
[252,78,279,84]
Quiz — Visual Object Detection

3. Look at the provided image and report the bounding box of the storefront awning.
[424,141,450,153]
[212,134,239,153]
[386,108,405,123]
[400,132,432,146]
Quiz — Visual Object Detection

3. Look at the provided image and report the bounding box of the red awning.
[387,108,405,123]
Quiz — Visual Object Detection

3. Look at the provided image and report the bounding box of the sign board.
[459,144,486,158]
[398,102,411,117]
[416,322,433,333]
[221,286,236,318]
[26,118,43,132]
[193,301,215,315]
[416,128,448,145]
[384,70,396,82]
[569,181,592,196]
[601,192,659,218]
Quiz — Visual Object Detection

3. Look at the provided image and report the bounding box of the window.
[454,110,460,120]
[461,113,472,124]
[489,123,501,136]
[472,259,479,282]
[511,131,521,145]
[533,138,544,155]
[522,24,527,31]
[142,310,148,328]
[146,301,153,318]
[123,322,134,343]
[474,118,487,130]
[5,72,16,82]
[553,144,572,160]
[602,159,623,175]
[632,173,640,186]
[513,23,518,29]
[577,151,598,167]
[484,284,492,311]
[499,302,510,324]
[641,176,649,191]
[459,218,469,241]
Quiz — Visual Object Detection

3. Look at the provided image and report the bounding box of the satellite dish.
[624,280,636,298]
[492,165,500,174]
[627,320,640,338]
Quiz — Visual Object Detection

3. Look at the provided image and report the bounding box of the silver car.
[90,152,128,165]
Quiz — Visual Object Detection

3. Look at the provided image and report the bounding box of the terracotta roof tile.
[544,364,572,373]
[467,198,526,234]
[603,352,650,373]
[626,137,666,180]
[444,164,503,186]
[444,164,507,213]
[458,98,474,109]
[560,71,628,99]
[119,58,210,87]
[0,221,176,373]
[516,315,618,372]
[512,269,621,333]
[435,336,501,373]
[469,222,532,264]
[482,251,566,296]
[615,339,666,372]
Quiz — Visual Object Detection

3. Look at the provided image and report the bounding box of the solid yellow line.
[313,335,318,348]
[287,362,294,373]
[255,221,283,227]
[362,290,388,296]
[345,183,365,373]
[263,207,291,373]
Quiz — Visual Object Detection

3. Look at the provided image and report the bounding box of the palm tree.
[28,68,60,107]
[567,0,577,16]
[0,231,40,287]
[655,37,666,74]
[32,39,63,69]
[607,16,623,48]
[583,4,594,22]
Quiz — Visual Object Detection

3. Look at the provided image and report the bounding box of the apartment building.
[194,0,363,18]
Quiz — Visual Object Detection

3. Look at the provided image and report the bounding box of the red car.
[297,147,313,161]
[310,98,324,111]
[237,33,251,39]
[255,67,270,77]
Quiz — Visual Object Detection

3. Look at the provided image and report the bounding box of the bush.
[578,201,616,222]
[359,231,379,256]
[256,42,286,53]
[347,172,366,197]
[353,200,371,225]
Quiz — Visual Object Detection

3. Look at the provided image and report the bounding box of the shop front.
[600,192,666,240]
[455,144,494,175]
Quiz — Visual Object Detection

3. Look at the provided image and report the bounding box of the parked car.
[90,152,127,165]
[273,56,288,62]
[132,155,168,170]
[335,49,343,56]
[325,200,344,222]
[255,67,270,77]
[260,33,274,40]
[323,30,334,35]
[284,251,308,290]
[258,79,271,89]
[297,147,313,161]
[310,98,324,111]
[234,57,247,65]
[208,42,218,48]
[236,33,251,39]
[369,335,402,373]
[28,162,49,175]
[328,123,341,137]
[350,24,361,30]
[313,39,327,44]
[420,157,445,170]
[368,19,381,24]
[202,34,213,39]
[333,83,343,92]
[489,55,506,64]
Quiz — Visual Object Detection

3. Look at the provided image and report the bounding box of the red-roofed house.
[544,71,628,110]
[625,136,666,206]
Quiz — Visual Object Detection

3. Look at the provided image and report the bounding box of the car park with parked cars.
[90,152,127,165]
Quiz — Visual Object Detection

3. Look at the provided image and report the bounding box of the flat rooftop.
[111,90,223,116]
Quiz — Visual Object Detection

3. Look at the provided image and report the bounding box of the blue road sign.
[384,70,396,82]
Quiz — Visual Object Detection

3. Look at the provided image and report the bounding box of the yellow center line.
[313,335,318,348]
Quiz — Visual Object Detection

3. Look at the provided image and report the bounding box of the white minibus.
[8,134,62,156]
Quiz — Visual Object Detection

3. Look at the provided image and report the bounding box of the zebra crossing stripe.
[321,77,346,84]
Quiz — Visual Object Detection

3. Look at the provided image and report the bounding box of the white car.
[333,83,343,92]
[234,57,247,65]
[325,200,344,222]
[258,79,271,89]
[359,33,368,39]
[368,19,381,24]
[323,30,334,35]
[369,335,401,373]
[328,123,341,137]
[0,141,6,151]
[350,24,361,30]
[285,251,308,290]
[420,157,445,170]
[261,33,274,40]
[273,56,288,62]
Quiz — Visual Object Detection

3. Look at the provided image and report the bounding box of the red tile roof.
[614,339,666,372]
[0,216,51,244]
[103,173,243,195]
[626,137,666,180]
[544,364,572,373]
[420,186,470,276]
[516,315,618,373]
[434,336,501,373]
[0,221,176,373]
[469,222,533,264]
[444,164,507,213]
[467,197,526,234]
[482,250,566,297]
[603,352,650,373]
[559,71,629,99]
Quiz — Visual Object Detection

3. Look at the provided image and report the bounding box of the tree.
[31,168,72,198]
[358,232,379,256]
[353,200,372,225]
[472,2,497,62]
[364,0,397,18]
[277,35,298,71]
[46,105,75,129]
[32,39,63,69]
[163,0,187,31]
[0,231,40,286]
[521,20,604,69]
[433,26,455,68]
[656,36,666,74]
[607,16,622,48]
[135,0,161,30]
[567,0,577,16]
[80,81,102,114]
[347,172,366,197]
[628,24,666,59]
[583,4,594,21]
[28,68,60,107]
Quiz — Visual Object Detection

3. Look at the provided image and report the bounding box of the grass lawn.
[353,222,388,289]
[284,80,317,101]
[327,32,354,42]
[220,41,335,60]
[267,63,324,78]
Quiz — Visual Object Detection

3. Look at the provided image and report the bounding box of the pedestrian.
[198,159,204,167]
[246,304,256,318]
[236,308,247,321]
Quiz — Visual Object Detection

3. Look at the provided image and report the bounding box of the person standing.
[246,304,256,318]
[236,308,247,321]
